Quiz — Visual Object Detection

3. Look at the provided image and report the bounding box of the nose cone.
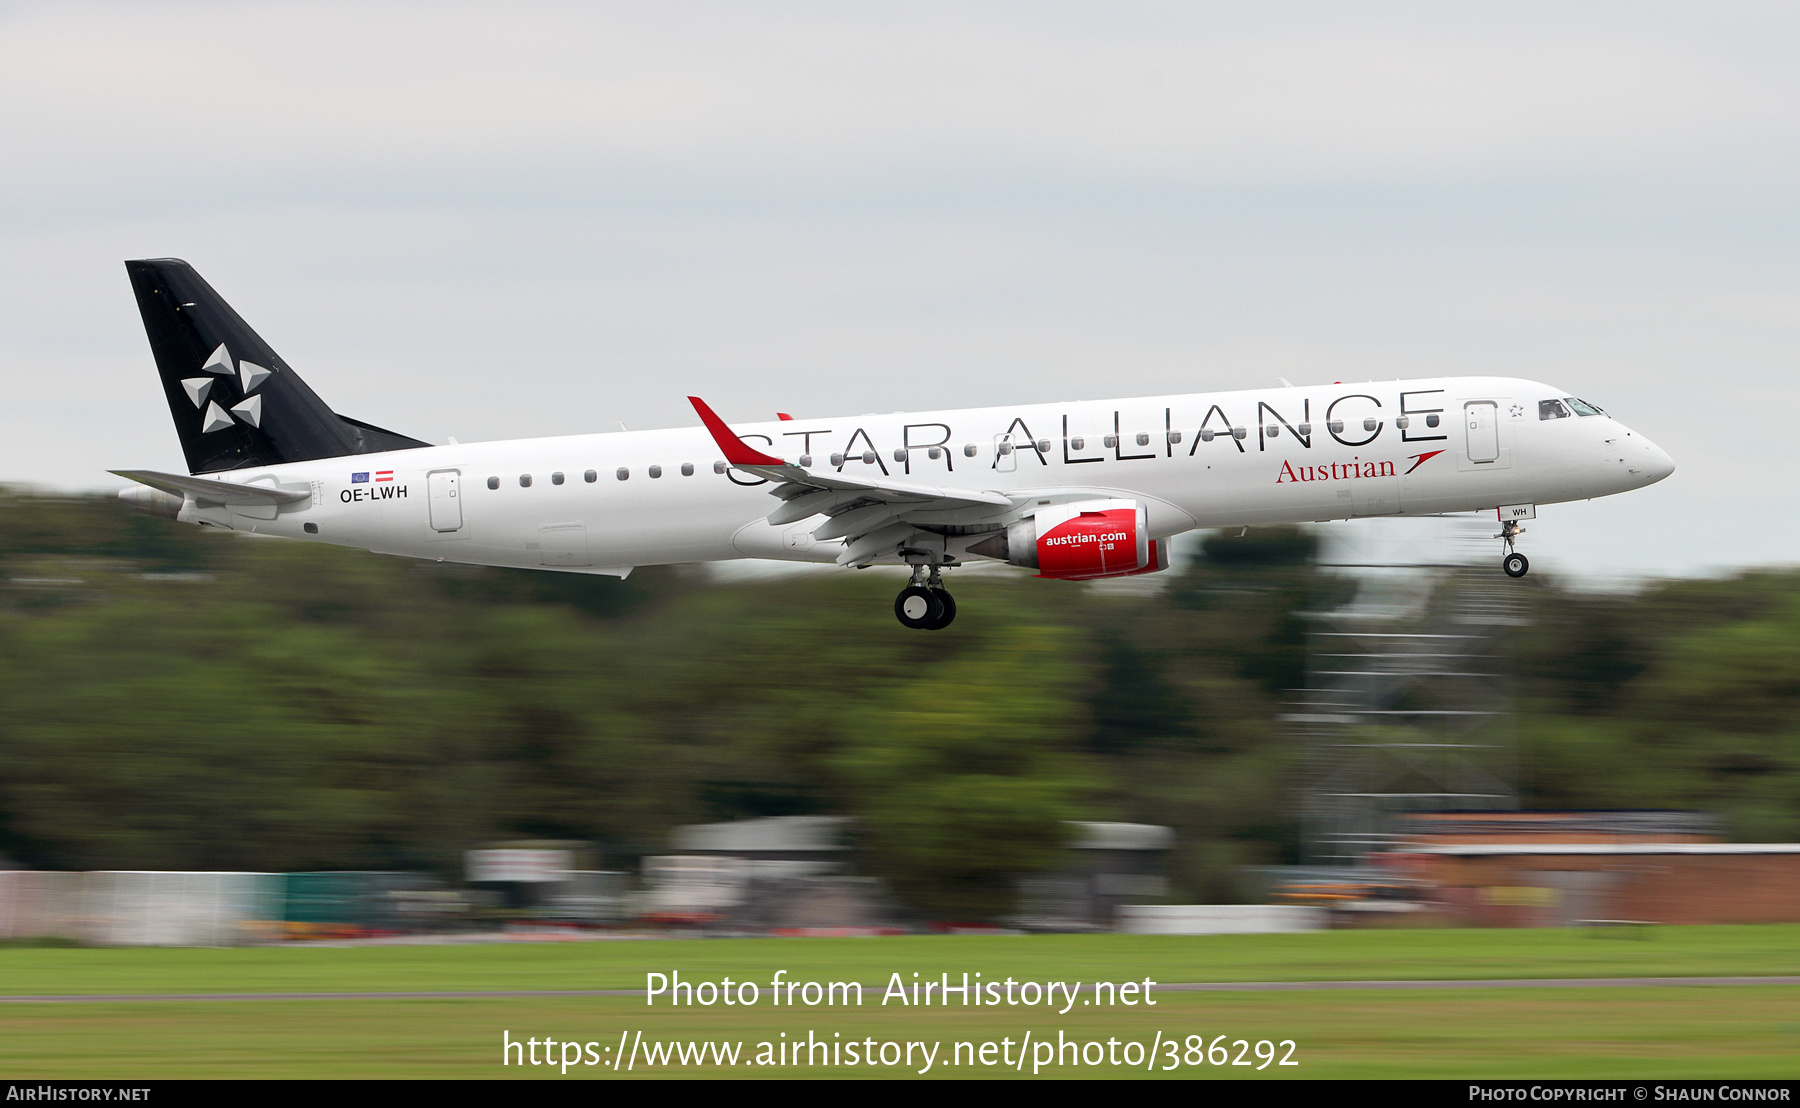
[1636,437,1675,486]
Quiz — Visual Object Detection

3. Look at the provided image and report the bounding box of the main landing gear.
[1497,519,1529,578]
[895,564,957,630]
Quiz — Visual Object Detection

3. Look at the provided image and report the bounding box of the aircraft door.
[1465,402,1500,464]
[427,469,462,532]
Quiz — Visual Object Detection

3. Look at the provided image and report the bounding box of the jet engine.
[966,498,1168,580]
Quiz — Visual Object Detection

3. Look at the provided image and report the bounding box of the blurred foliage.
[1,490,1797,916]
[1516,572,1800,841]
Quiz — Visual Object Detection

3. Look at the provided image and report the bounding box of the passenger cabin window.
[584,470,597,483]
[649,465,663,478]
[1565,397,1604,417]
[1071,437,1086,451]
[714,461,727,474]
[681,462,695,476]
[551,471,564,485]
[616,467,629,481]
[487,476,499,490]
[519,474,532,487]
[1425,413,1440,428]
[1539,399,1571,420]
[963,444,978,457]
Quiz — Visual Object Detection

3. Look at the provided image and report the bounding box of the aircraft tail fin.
[125,259,429,474]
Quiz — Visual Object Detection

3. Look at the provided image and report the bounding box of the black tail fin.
[125,259,429,474]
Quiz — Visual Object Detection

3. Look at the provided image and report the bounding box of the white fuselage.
[175,377,1674,576]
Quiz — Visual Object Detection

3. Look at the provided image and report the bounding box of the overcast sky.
[0,1,1794,581]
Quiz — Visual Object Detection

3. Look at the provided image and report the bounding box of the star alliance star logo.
[181,344,272,433]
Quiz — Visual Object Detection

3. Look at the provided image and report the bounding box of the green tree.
[829,612,1095,919]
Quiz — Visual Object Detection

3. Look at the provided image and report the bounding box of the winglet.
[688,396,787,466]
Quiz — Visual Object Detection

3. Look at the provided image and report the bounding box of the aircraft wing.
[689,397,1017,564]
[111,469,312,506]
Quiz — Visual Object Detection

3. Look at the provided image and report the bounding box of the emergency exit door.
[428,470,462,532]
[1464,402,1499,464]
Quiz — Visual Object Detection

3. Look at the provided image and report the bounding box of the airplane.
[113,259,1675,629]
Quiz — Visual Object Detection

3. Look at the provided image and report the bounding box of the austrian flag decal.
[340,472,409,504]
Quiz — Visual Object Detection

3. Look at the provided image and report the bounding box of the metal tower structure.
[1288,516,1529,865]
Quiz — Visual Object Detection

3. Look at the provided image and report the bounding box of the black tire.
[925,589,957,629]
[895,585,944,629]
[1503,552,1529,578]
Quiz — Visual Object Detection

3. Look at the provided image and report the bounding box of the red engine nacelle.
[966,498,1169,580]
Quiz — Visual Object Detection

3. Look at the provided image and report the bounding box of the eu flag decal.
[351,472,369,484]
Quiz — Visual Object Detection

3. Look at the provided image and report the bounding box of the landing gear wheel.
[925,589,956,629]
[895,585,945,629]
[1495,518,1529,579]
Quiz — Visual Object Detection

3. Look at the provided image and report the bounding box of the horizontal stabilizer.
[111,469,311,506]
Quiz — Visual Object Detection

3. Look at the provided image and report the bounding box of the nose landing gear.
[1497,519,1529,578]
[895,564,957,629]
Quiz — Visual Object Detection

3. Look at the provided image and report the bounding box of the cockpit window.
[1564,397,1604,417]
[1539,399,1571,420]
